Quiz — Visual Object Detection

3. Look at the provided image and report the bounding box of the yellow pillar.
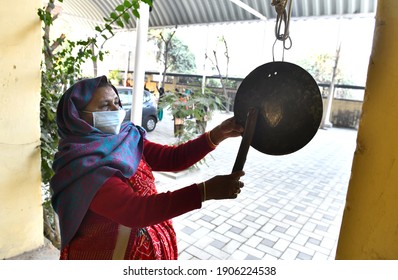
[336,0,398,259]
[0,0,43,258]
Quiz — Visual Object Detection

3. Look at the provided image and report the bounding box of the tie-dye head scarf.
[50,76,145,249]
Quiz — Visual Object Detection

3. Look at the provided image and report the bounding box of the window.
[118,89,132,105]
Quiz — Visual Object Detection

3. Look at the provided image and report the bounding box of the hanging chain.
[271,0,293,61]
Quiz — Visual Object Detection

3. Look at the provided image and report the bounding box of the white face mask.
[91,109,126,134]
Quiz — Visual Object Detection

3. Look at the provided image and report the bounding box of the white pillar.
[131,3,150,125]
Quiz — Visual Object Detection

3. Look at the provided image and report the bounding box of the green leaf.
[110,12,118,20]
[116,4,125,12]
[122,13,130,23]
[124,0,133,8]
[116,20,124,28]
[142,0,153,6]
[132,10,140,18]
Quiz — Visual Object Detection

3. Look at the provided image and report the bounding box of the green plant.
[109,70,123,84]
[38,0,153,249]
[160,88,225,144]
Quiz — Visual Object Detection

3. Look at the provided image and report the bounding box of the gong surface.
[234,61,323,155]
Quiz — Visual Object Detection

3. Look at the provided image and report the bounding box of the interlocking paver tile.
[191,226,212,239]
[281,248,299,260]
[185,245,212,260]
[308,237,322,246]
[320,237,337,250]
[210,239,225,249]
[240,244,266,259]
[194,235,215,249]
[214,223,232,235]
[284,225,301,236]
[224,231,248,243]
[207,245,231,259]
[181,226,195,235]
[260,238,276,247]
[274,226,288,233]
[289,242,316,256]
[273,238,291,252]
[312,251,329,260]
[231,212,246,222]
[240,226,258,239]
[270,230,295,242]
[223,240,241,254]
[261,222,276,233]
[210,215,228,226]
[246,235,263,248]
[241,219,265,231]
[226,218,247,230]
[178,251,193,260]
[257,244,282,258]
[201,214,215,222]
[297,252,313,260]
[227,249,248,260]
[293,233,310,246]
[245,254,261,260]
[230,226,244,234]
[305,242,331,256]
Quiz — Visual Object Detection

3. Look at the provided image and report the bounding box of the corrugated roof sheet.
[58,0,377,30]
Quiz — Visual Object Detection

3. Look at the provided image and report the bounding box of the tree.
[298,48,354,128]
[38,0,152,249]
[206,36,231,112]
[298,52,352,99]
[149,28,196,87]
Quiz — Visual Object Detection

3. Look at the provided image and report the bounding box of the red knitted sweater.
[60,133,214,260]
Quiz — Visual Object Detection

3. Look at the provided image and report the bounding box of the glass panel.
[118,89,131,105]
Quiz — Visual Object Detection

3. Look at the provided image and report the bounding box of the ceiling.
[57,0,377,31]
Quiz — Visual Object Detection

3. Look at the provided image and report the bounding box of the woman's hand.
[209,117,244,145]
[199,171,245,201]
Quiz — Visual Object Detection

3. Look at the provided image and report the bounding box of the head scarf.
[50,76,145,249]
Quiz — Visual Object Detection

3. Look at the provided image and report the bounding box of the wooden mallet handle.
[232,107,259,172]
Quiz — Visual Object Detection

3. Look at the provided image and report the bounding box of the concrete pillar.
[336,0,398,259]
[0,0,43,258]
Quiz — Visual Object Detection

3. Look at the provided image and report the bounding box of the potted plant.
[160,88,225,143]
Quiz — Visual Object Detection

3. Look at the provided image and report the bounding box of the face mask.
[91,109,126,134]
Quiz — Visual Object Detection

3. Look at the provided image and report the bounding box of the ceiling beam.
[229,0,267,21]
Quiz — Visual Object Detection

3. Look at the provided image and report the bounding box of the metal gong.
[232,61,323,171]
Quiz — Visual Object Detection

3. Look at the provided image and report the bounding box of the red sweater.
[90,133,215,228]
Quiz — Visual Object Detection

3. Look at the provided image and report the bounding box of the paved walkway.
[148,109,357,260]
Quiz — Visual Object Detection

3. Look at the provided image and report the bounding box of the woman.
[50,76,245,260]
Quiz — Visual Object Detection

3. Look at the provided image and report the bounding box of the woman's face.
[80,86,120,125]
